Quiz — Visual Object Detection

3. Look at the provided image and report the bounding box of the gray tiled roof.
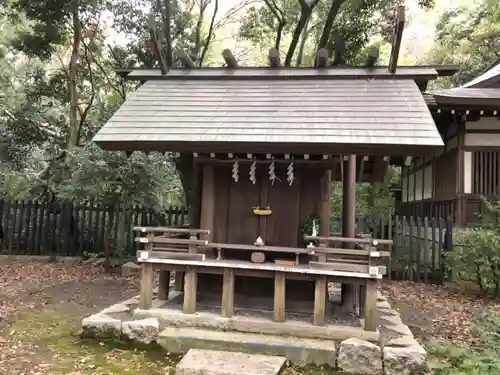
[431,88,500,99]
[461,58,500,88]
[93,78,443,149]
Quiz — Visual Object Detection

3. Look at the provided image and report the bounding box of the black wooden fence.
[0,199,188,258]
[0,198,453,285]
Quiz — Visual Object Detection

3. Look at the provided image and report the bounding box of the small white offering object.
[369,266,379,276]
[255,236,264,246]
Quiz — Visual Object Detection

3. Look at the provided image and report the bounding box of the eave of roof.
[92,78,443,155]
[112,66,452,82]
[461,57,500,88]
[426,88,500,110]
[114,65,459,80]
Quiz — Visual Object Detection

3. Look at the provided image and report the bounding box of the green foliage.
[450,199,500,296]
[55,144,184,207]
[427,0,500,88]
[427,311,500,374]
[239,0,435,66]
[331,166,399,218]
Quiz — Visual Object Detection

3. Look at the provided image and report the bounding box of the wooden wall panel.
[434,150,457,199]
[213,166,230,243]
[227,172,261,245]
[265,166,300,247]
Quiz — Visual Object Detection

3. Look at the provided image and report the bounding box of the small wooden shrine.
[92,6,453,336]
[400,58,500,226]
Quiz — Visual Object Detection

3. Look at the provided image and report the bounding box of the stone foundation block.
[175,349,286,375]
[122,318,159,344]
[81,314,121,339]
[337,338,382,375]
[383,345,427,375]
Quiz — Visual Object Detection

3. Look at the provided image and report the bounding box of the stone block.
[122,318,159,344]
[385,335,421,348]
[383,345,427,375]
[385,323,414,337]
[81,314,121,339]
[380,314,404,326]
[158,327,336,366]
[337,338,382,375]
[376,300,391,309]
[175,349,286,375]
[122,262,141,277]
[101,303,130,315]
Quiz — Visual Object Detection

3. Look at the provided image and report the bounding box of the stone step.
[175,349,286,375]
[158,326,337,366]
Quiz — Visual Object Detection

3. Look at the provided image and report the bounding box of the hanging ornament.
[268,160,276,185]
[286,161,294,186]
[232,160,239,182]
[249,160,257,185]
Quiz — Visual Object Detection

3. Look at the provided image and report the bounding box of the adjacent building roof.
[93,75,444,154]
[426,57,500,110]
[461,57,500,88]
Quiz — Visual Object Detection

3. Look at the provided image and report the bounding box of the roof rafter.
[388,5,405,74]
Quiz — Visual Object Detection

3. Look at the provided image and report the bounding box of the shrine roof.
[92,77,444,155]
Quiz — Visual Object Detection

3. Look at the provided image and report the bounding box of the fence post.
[442,217,454,282]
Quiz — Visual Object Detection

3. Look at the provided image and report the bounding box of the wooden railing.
[399,198,456,221]
[133,226,391,331]
[472,150,500,196]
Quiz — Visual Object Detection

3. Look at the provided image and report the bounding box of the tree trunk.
[67,10,82,152]
[296,18,310,66]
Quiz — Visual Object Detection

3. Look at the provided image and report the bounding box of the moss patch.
[3,309,179,374]
[2,309,342,375]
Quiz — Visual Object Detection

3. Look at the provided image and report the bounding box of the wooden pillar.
[313,275,327,326]
[456,126,466,226]
[319,170,332,236]
[341,155,356,311]
[200,165,215,235]
[158,270,170,301]
[273,272,286,322]
[364,279,377,331]
[183,267,197,314]
[139,263,154,309]
[200,165,215,253]
[221,268,235,318]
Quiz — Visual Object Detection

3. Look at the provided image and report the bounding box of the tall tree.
[427,0,500,88]
[239,0,435,67]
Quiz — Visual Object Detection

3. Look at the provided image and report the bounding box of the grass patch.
[426,310,500,375]
[4,309,180,374]
[3,309,342,375]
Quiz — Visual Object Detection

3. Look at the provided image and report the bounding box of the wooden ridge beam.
[268,48,281,68]
[315,48,329,68]
[388,5,405,74]
[222,49,238,68]
[175,49,196,68]
[147,17,168,75]
[364,45,379,69]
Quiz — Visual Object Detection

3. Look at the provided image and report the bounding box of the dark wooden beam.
[358,156,366,182]
[222,49,238,68]
[332,36,345,66]
[268,48,281,68]
[147,16,168,75]
[388,5,405,74]
[370,156,389,183]
[315,48,329,68]
[364,46,379,69]
[175,49,196,68]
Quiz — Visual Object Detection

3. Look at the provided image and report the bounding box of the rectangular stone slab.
[175,349,286,375]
